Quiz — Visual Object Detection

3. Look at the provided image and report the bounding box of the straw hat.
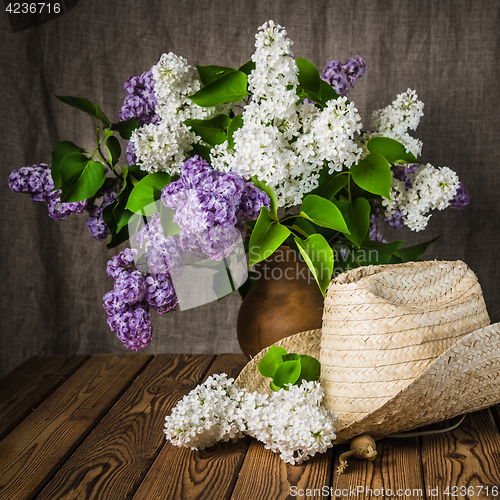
[235,260,500,443]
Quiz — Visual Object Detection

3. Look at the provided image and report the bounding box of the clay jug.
[236,246,324,358]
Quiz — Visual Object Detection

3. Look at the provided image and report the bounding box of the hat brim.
[235,322,500,443]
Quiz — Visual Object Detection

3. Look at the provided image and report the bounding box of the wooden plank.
[331,437,425,500]
[132,353,250,500]
[0,355,88,440]
[35,353,216,500]
[230,440,333,500]
[0,353,151,500]
[228,349,334,500]
[420,410,500,500]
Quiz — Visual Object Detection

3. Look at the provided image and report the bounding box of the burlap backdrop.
[1,0,499,377]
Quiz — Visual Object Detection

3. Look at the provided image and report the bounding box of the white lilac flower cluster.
[362,89,465,232]
[367,88,425,158]
[382,163,460,231]
[164,374,337,465]
[211,21,363,207]
[129,53,224,175]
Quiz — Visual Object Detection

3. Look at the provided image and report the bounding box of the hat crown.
[320,260,490,429]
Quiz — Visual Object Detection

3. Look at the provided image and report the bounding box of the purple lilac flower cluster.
[135,213,183,277]
[161,156,270,261]
[368,200,387,242]
[103,248,178,351]
[118,69,160,165]
[321,56,366,98]
[118,70,159,127]
[392,164,418,191]
[8,163,124,240]
[8,163,87,220]
[86,182,121,240]
[449,182,470,209]
[104,156,269,349]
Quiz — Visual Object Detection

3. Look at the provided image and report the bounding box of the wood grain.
[491,404,500,431]
[0,355,88,440]
[132,353,250,500]
[420,410,500,499]
[229,439,332,500]
[0,353,151,500]
[332,437,425,500]
[1,355,499,499]
[35,353,215,500]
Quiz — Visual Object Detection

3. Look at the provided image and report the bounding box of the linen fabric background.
[1,0,499,378]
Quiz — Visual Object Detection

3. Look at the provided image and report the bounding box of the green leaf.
[55,95,95,115]
[319,79,340,104]
[189,71,248,107]
[273,360,302,388]
[299,194,349,233]
[59,153,106,202]
[238,60,256,76]
[269,381,280,392]
[333,239,407,273]
[105,135,122,167]
[55,95,111,127]
[334,198,371,248]
[94,104,112,127]
[294,234,334,295]
[351,153,392,199]
[250,176,278,221]
[258,345,288,378]
[248,207,291,266]
[290,218,316,238]
[296,58,322,103]
[238,269,257,300]
[311,170,348,201]
[111,118,138,140]
[125,172,170,215]
[298,355,321,382]
[184,114,231,146]
[127,164,148,184]
[189,143,212,162]
[367,137,418,164]
[114,208,133,233]
[51,141,86,189]
[196,65,237,86]
[227,113,244,150]
[282,353,301,361]
[102,202,130,249]
[394,236,440,262]
[112,170,134,232]
[102,201,117,235]
[359,240,405,264]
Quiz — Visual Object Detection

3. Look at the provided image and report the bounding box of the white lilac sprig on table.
[8,20,469,351]
[163,373,337,465]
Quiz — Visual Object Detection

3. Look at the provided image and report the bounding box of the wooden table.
[1,353,500,500]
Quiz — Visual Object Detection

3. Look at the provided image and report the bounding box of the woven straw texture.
[234,260,500,443]
[333,322,500,442]
[235,329,322,394]
[320,260,490,427]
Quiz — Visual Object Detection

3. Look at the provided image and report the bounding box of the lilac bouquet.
[8,20,469,351]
